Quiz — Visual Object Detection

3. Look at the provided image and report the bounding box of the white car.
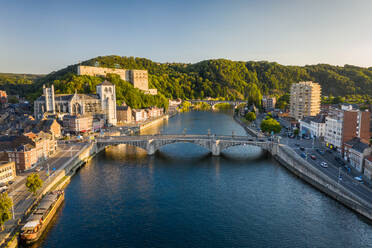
[320,162,328,168]
[354,176,363,182]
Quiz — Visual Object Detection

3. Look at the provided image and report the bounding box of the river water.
[39,111,371,248]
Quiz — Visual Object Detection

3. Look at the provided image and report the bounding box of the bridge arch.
[148,139,213,155]
[96,135,271,156]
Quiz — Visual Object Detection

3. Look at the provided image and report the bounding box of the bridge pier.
[146,139,156,155]
[211,140,220,156]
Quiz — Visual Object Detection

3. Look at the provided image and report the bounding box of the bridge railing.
[96,134,269,142]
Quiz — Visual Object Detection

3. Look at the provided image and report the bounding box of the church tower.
[43,84,55,113]
[96,80,117,126]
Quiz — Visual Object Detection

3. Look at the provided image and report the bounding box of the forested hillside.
[1,56,371,108]
[0,73,43,99]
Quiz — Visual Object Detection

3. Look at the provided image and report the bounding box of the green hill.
[1,56,372,108]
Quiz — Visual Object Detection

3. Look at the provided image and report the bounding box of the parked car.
[0,186,8,193]
[310,154,316,160]
[316,149,325,155]
[354,176,363,183]
[320,162,328,168]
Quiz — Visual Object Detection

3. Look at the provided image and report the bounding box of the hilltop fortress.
[77,65,157,95]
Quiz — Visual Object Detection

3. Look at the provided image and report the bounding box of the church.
[34,80,117,126]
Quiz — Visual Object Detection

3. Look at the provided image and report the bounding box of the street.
[0,142,85,238]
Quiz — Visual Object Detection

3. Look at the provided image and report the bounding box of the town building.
[0,161,16,185]
[93,118,104,132]
[117,105,132,124]
[290,81,321,120]
[325,105,371,152]
[262,96,276,110]
[34,119,62,138]
[299,115,326,138]
[343,137,372,172]
[132,109,148,122]
[77,65,157,95]
[0,132,57,171]
[63,115,93,133]
[0,90,7,105]
[146,107,164,119]
[364,156,372,180]
[34,81,117,126]
[168,99,182,113]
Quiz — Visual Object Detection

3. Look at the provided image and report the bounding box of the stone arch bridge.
[189,100,247,108]
[96,134,274,156]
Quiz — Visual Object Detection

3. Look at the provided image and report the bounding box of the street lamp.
[338,167,342,184]
[10,195,14,220]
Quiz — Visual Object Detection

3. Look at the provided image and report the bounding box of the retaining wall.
[275,144,372,221]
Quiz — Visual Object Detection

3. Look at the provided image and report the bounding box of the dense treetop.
[0,56,371,108]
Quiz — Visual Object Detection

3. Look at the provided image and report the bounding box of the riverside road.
[0,142,85,241]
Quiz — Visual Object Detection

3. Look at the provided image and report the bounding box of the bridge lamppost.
[208,129,211,136]
[183,128,187,136]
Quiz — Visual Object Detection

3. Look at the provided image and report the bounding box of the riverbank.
[233,114,372,221]
[1,143,97,248]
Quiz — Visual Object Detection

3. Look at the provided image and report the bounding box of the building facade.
[0,132,57,171]
[344,138,372,172]
[34,81,117,126]
[262,96,276,110]
[117,105,132,124]
[77,65,157,94]
[63,115,93,133]
[0,161,16,184]
[325,105,371,152]
[290,81,321,120]
[364,156,372,180]
[0,90,7,105]
[299,115,326,138]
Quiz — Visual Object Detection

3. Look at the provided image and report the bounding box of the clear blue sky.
[1,0,372,74]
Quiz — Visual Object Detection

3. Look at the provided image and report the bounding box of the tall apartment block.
[290,81,321,120]
[324,104,371,153]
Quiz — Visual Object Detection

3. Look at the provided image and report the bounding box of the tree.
[26,173,43,196]
[293,129,299,136]
[245,112,256,122]
[260,118,281,134]
[0,193,13,230]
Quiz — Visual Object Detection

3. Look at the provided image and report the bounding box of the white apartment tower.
[96,80,117,126]
[290,81,321,120]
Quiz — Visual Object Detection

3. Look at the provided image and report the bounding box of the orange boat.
[20,190,64,244]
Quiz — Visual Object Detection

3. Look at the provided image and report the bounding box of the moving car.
[310,154,316,160]
[300,147,305,151]
[320,162,328,168]
[300,152,307,159]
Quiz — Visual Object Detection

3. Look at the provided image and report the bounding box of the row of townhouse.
[300,104,371,175]
[0,131,57,171]
[117,105,164,124]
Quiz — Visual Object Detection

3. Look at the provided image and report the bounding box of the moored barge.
[20,190,64,244]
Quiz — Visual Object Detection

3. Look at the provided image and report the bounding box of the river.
[39,111,371,248]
